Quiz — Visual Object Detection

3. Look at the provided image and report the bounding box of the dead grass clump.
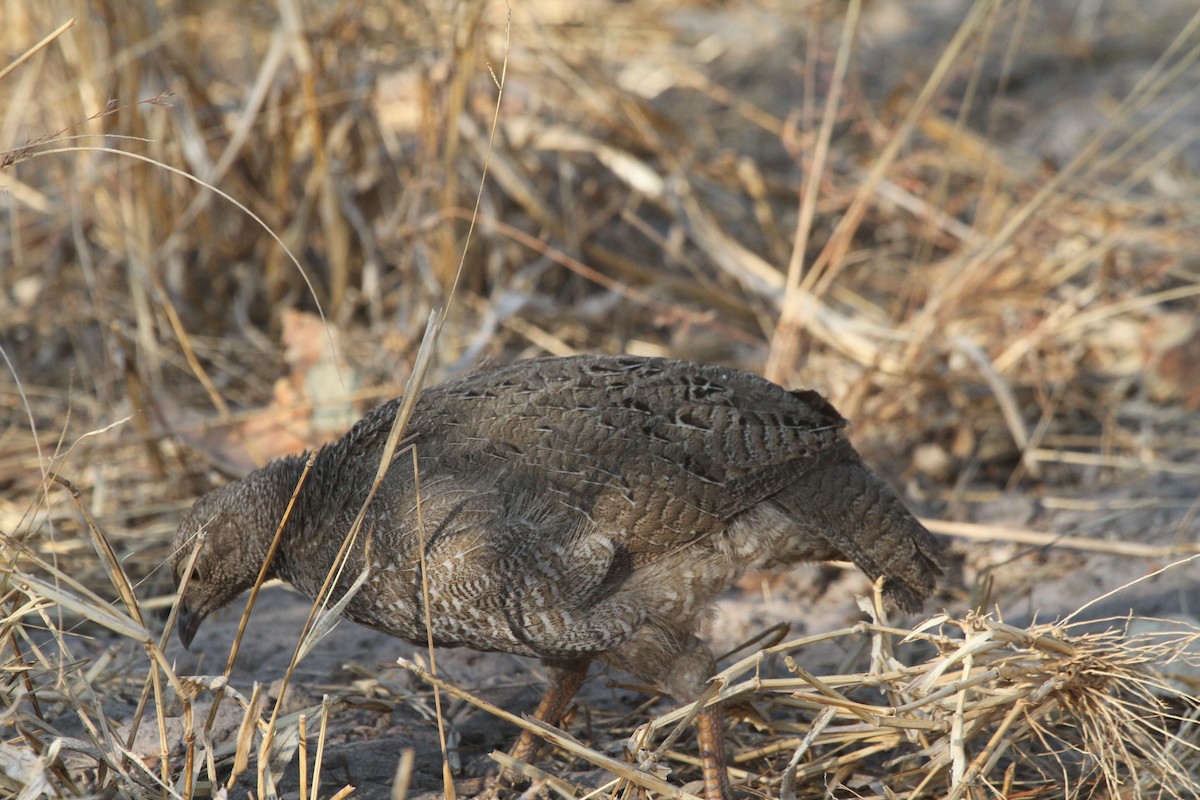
[386,591,1200,800]
[628,606,1200,799]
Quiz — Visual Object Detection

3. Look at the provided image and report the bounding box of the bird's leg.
[697,702,733,800]
[507,658,590,763]
[483,661,589,798]
[625,634,734,799]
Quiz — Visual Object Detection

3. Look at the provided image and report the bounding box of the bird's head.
[171,462,299,648]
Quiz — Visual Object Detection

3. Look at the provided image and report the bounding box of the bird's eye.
[178,562,205,585]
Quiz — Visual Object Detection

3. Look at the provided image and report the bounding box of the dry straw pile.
[3,0,1199,798]
[407,593,1200,800]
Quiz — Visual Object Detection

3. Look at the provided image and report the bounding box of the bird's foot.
[472,769,547,800]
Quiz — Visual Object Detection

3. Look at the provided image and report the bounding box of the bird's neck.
[237,454,312,588]
[271,444,380,600]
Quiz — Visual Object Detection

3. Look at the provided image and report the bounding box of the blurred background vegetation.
[5,1,1200,494]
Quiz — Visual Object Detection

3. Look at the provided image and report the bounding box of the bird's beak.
[177,601,200,650]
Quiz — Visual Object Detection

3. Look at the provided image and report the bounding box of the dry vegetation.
[2,1,1199,798]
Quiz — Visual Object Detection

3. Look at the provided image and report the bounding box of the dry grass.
[3,0,1200,797]
[400,590,1200,800]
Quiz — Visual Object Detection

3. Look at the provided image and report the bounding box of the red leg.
[697,703,733,800]
[508,659,590,764]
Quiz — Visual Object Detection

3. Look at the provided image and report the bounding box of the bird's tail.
[775,458,942,612]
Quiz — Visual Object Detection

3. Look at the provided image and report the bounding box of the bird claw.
[472,770,541,800]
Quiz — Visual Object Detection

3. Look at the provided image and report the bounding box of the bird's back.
[339,355,852,546]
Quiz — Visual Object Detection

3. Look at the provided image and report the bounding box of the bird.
[172,354,942,799]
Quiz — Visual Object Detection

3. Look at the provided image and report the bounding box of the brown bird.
[172,355,941,799]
